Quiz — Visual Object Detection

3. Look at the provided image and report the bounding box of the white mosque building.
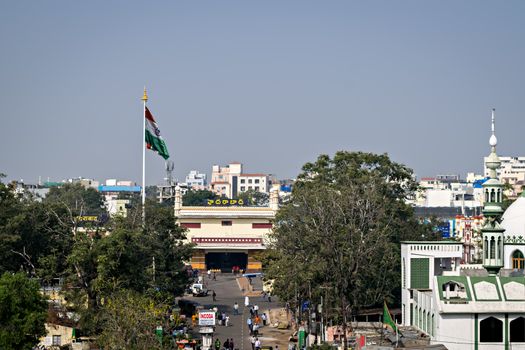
[401,109,525,350]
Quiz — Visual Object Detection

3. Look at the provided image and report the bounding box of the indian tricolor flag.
[145,107,170,160]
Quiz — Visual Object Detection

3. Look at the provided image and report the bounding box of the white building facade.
[174,184,279,272]
[401,110,525,350]
[185,170,208,190]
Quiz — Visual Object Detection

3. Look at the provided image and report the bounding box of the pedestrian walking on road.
[213,271,217,280]
[249,307,254,317]
[212,290,217,301]
[261,313,267,326]
[225,315,230,327]
[254,304,259,316]
[247,317,253,335]
[208,269,211,279]
[267,293,272,303]
[253,323,259,337]
[214,338,221,350]
[250,336,256,350]
[224,338,230,350]
[245,296,250,307]
[233,302,239,315]
[229,339,234,350]
[255,338,261,350]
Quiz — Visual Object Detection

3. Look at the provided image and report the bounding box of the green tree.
[145,185,158,199]
[66,199,193,334]
[143,201,193,297]
[0,179,73,280]
[267,151,431,348]
[97,290,170,350]
[0,272,48,350]
[182,189,218,206]
[45,183,106,218]
[0,179,26,274]
[237,189,269,206]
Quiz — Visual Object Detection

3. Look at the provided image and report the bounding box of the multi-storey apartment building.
[210,162,271,198]
[185,170,207,190]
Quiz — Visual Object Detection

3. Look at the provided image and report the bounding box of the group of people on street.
[245,302,268,336]
[250,336,262,350]
[214,338,235,350]
[211,306,231,327]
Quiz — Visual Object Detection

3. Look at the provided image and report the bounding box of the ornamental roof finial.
[489,108,497,148]
[142,86,148,102]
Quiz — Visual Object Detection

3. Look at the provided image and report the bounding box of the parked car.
[191,283,208,297]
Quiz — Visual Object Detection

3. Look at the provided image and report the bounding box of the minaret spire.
[482,108,505,275]
[489,108,497,150]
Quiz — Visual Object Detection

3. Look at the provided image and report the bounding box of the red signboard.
[252,223,272,229]
[181,223,201,229]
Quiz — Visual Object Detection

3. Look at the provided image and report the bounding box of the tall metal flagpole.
[142,87,148,223]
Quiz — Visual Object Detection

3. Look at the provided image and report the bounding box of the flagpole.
[395,319,399,348]
[142,87,148,224]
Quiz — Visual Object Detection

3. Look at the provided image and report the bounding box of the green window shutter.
[411,258,430,289]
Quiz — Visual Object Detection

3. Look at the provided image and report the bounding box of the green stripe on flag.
[383,301,397,334]
[145,129,170,160]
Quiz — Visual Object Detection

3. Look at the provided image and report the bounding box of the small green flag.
[383,301,397,334]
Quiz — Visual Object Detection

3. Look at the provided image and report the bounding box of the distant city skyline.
[1,1,525,185]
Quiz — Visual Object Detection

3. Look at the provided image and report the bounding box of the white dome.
[501,196,525,238]
[489,134,498,147]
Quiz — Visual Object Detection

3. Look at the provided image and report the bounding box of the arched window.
[480,317,503,342]
[497,189,502,202]
[490,189,495,202]
[497,237,501,260]
[485,190,489,202]
[490,237,495,259]
[510,317,525,342]
[484,238,489,259]
[512,250,525,270]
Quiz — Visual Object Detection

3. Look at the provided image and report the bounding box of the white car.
[191,283,208,297]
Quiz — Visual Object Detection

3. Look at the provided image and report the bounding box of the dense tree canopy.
[0,272,48,350]
[183,189,218,206]
[0,176,194,341]
[97,290,171,350]
[237,189,269,206]
[266,151,432,348]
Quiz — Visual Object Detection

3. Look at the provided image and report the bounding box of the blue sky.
[1,1,525,184]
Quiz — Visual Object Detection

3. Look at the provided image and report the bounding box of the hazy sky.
[1,1,525,185]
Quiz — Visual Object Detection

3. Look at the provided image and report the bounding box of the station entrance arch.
[205,252,247,272]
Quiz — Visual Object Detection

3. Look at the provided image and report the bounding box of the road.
[184,273,280,350]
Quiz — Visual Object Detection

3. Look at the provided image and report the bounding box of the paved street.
[184,273,281,350]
